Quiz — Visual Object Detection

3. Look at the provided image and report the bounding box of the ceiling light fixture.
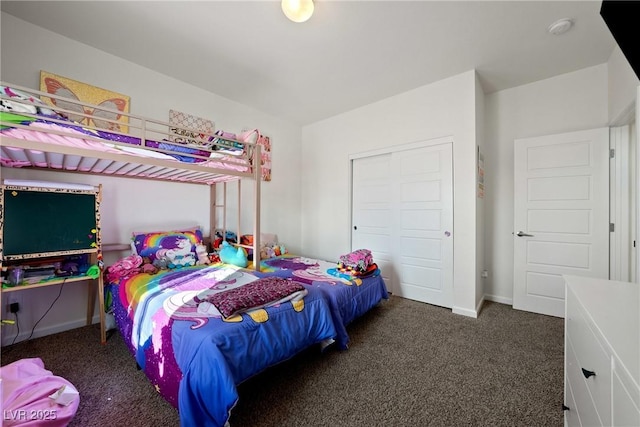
[281,0,314,23]
[547,18,574,35]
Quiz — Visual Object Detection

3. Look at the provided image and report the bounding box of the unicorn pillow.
[132,228,203,268]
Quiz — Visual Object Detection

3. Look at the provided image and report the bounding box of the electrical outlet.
[6,293,23,315]
[9,302,19,313]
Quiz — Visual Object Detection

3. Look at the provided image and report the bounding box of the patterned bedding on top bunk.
[0,85,247,172]
[107,253,388,426]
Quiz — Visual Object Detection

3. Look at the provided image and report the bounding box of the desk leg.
[87,280,96,326]
[86,277,106,344]
[98,275,106,344]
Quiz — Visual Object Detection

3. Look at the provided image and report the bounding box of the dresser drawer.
[565,371,581,426]
[566,292,612,425]
[566,337,602,426]
[612,358,640,427]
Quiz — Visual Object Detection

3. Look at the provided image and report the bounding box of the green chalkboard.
[2,188,98,257]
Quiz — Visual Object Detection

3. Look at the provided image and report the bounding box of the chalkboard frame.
[0,183,102,261]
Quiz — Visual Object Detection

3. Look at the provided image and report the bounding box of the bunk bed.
[0,82,388,426]
[0,82,264,258]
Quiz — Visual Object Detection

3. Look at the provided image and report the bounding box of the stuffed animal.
[259,242,288,260]
[153,257,169,270]
[261,244,276,260]
[141,257,159,274]
[195,244,211,265]
[156,237,196,268]
[219,241,248,268]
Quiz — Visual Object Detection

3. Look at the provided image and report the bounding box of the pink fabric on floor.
[1,358,79,426]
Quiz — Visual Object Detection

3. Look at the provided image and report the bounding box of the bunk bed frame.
[1,83,390,426]
[0,82,263,268]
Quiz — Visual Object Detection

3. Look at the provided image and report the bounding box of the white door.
[513,128,609,317]
[351,153,395,292]
[393,144,453,306]
[352,142,453,308]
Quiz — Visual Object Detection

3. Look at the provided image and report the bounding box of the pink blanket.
[1,122,249,182]
[1,358,79,426]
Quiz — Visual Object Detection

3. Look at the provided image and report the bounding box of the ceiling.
[1,1,616,125]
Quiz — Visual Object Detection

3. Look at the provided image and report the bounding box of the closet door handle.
[516,231,534,237]
[581,368,596,379]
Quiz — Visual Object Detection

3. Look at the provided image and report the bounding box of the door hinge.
[610,223,615,232]
[610,148,615,158]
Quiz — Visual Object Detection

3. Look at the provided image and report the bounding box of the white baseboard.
[1,314,101,347]
[484,294,513,305]
[453,295,513,318]
[452,305,478,318]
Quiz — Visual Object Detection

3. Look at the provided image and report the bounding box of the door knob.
[516,231,534,237]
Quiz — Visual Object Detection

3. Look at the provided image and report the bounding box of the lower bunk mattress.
[108,256,388,426]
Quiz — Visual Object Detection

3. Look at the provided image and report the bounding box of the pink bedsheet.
[0,358,79,426]
[1,122,250,180]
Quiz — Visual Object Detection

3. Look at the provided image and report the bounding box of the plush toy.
[153,257,169,270]
[219,241,248,268]
[195,244,211,265]
[141,257,159,275]
[259,242,288,260]
[156,237,196,268]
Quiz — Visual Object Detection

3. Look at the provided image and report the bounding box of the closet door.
[393,144,453,307]
[352,142,453,308]
[351,153,395,292]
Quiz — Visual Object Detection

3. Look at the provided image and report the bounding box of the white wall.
[484,65,609,304]
[607,45,639,282]
[475,72,486,312]
[0,13,303,344]
[301,70,481,317]
[608,46,640,124]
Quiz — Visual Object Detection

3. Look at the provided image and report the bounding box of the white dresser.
[564,275,640,426]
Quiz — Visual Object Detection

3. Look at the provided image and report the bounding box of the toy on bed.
[337,248,377,277]
[260,241,288,260]
[219,241,248,268]
[212,229,237,249]
[235,233,286,261]
[132,228,203,270]
[106,254,158,282]
[195,244,211,265]
[156,237,196,268]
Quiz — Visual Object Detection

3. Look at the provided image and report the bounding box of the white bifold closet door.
[351,142,453,308]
